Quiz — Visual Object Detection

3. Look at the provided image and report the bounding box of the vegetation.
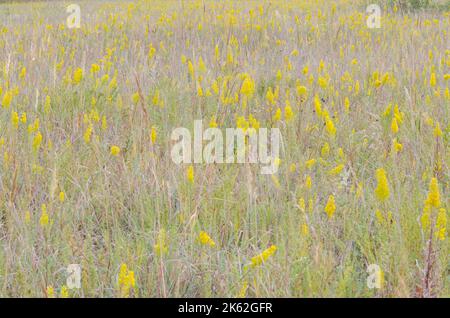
[0,0,448,297]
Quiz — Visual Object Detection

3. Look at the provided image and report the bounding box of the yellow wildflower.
[46,286,55,298]
[11,111,19,128]
[73,68,83,84]
[240,76,255,97]
[186,165,194,183]
[429,72,436,87]
[110,145,121,156]
[433,122,442,137]
[305,158,316,169]
[328,164,344,176]
[305,175,312,189]
[198,231,216,247]
[238,281,248,298]
[118,263,136,298]
[33,131,43,151]
[325,117,336,137]
[83,124,93,143]
[324,195,336,219]
[2,91,12,108]
[435,208,447,240]
[39,204,49,227]
[59,191,65,203]
[150,126,157,144]
[285,104,294,121]
[392,138,403,153]
[321,142,330,158]
[60,285,69,298]
[391,117,399,134]
[374,168,390,202]
[425,178,440,208]
[249,245,277,268]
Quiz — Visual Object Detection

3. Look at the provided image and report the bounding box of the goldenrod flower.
[11,111,19,128]
[73,68,83,84]
[101,115,107,130]
[328,164,344,176]
[118,263,136,298]
[429,72,436,87]
[393,105,403,124]
[425,178,440,208]
[249,245,277,269]
[148,43,156,59]
[209,116,218,128]
[266,87,275,105]
[90,63,100,74]
[374,168,390,202]
[197,56,206,73]
[325,117,336,137]
[433,122,442,137]
[321,142,330,158]
[237,281,248,298]
[2,91,12,108]
[305,158,316,169]
[273,108,281,121]
[344,97,350,112]
[132,92,140,104]
[435,208,447,240]
[28,118,39,134]
[186,165,194,183]
[19,67,26,80]
[301,223,309,236]
[324,195,336,219]
[196,82,203,97]
[187,60,195,78]
[39,204,49,227]
[83,124,93,144]
[296,85,308,98]
[198,231,216,247]
[46,285,55,298]
[60,285,69,298]
[305,175,312,189]
[150,126,157,144]
[392,138,403,153]
[391,117,399,134]
[298,197,306,212]
[285,103,294,121]
[32,131,43,152]
[59,191,65,203]
[421,204,431,230]
[313,95,322,118]
[375,209,384,224]
[110,145,121,156]
[152,90,161,106]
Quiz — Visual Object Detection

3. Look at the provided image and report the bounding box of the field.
[0,0,448,297]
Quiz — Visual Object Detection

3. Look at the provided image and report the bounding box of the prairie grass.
[0,0,448,297]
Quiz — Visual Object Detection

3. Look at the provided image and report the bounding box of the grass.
[0,0,448,297]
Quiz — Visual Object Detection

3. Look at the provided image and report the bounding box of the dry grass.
[0,0,448,297]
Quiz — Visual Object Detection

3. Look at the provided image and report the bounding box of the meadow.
[0,0,448,297]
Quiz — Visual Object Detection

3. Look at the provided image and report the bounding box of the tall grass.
[0,0,448,297]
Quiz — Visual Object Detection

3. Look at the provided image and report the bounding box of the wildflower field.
[0,0,448,298]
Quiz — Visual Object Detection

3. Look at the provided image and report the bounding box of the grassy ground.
[0,0,448,297]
